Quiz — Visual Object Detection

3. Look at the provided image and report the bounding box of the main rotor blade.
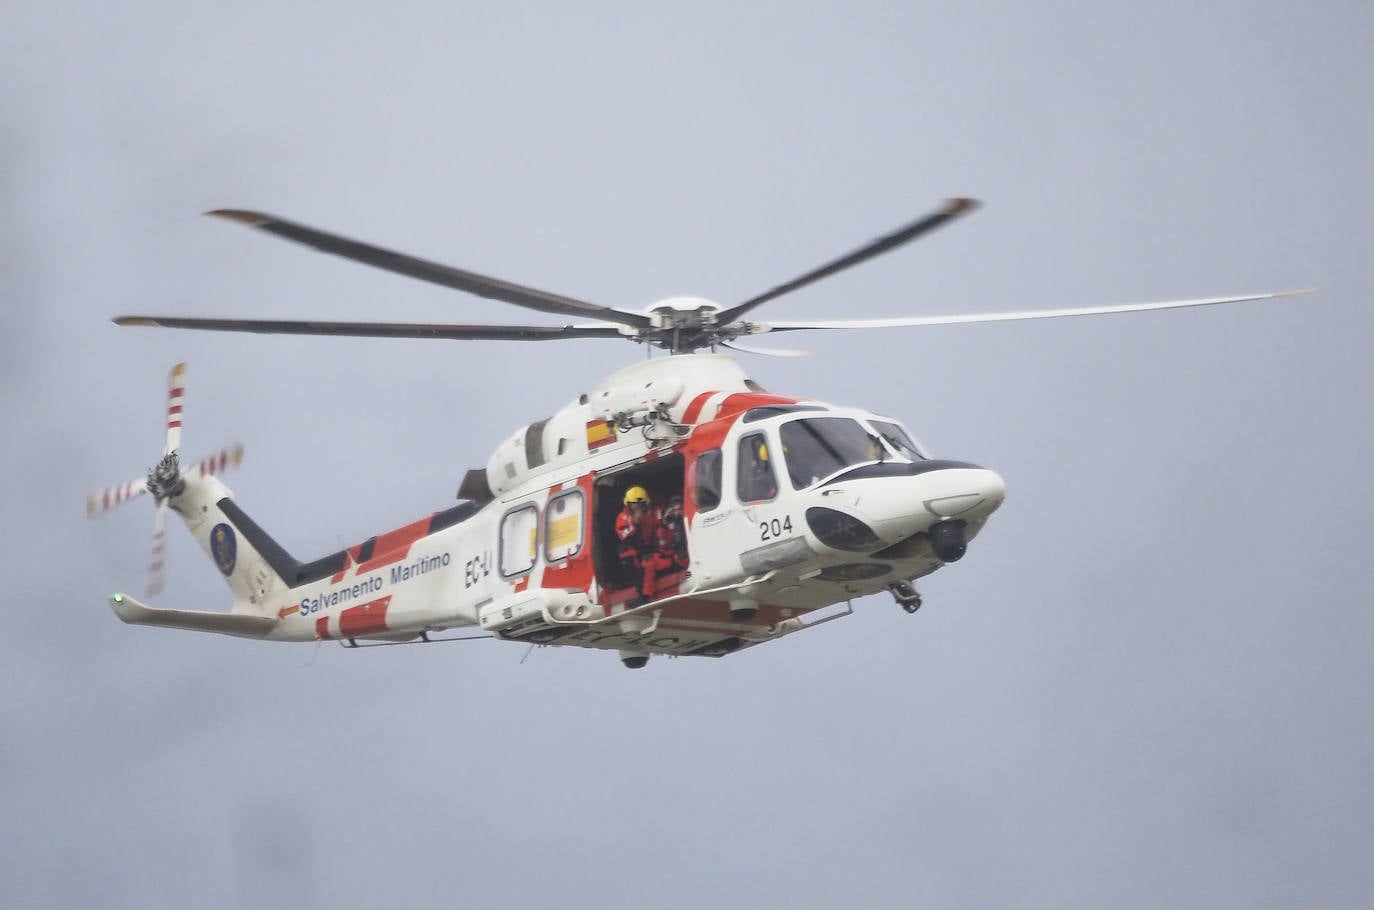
[208,210,653,329]
[115,315,628,342]
[716,198,979,325]
[744,289,1314,334]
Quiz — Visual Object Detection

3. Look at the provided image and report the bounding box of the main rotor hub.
[644,297,722,328]
[639,297,728,353]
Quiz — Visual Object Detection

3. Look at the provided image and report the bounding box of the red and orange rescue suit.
[615,501,680,599]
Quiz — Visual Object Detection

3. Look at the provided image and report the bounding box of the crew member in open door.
[615,485,672,604]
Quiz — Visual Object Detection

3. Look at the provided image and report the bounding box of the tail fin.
[166,466,357,610]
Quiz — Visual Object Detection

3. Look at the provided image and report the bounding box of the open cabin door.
[591,451,689,606]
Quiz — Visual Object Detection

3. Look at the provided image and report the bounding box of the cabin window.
[694,449,723,511]
[545,490,585,563]
[737,433,778,502]
[780,417,884,489]
[499,504,539,577]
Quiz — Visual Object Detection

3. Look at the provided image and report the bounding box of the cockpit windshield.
[779,417,886,489]
[871,420,926,460]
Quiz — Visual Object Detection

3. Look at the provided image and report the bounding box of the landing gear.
[889,581,922,614]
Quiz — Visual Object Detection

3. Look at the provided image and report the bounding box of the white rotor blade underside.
[750,289,1314,334]
[721,340,812,358]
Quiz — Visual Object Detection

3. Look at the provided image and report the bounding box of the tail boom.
[109,594,279,639]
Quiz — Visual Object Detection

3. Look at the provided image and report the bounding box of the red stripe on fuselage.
[657,597,796,628]
[340,596,391,637]
[681,391,718,425]
[715,392,800,419]
[354,516,432,574]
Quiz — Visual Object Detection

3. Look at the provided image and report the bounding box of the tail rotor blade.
[87,477,149,517]
[187,443,245,479]
[147,502,167,598]
[165,362,186,455]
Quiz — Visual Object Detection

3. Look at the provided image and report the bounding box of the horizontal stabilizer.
[108,594,279,639]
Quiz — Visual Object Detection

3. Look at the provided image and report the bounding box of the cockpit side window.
[871,421,926,460]
[779,417,883,489]
[737,433,778,502]
[694,449,723,512]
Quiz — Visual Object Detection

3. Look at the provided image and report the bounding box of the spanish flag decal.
[586,419,616,450]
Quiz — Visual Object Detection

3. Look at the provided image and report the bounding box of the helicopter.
[89,199,1307,668]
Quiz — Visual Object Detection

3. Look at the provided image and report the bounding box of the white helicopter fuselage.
[98,201,1303,667]
[135,354,1004,664]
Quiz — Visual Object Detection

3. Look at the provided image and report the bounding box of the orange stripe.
[340,596,391,637]
[716,392,799,419]
[681,391,718,424]
[354,516,432,574]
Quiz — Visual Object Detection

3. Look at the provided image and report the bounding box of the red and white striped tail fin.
[164,361,186,455]
[87,476,150,517]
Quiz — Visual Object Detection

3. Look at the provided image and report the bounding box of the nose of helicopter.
[910,461,1006,524]
[809,460,1005,552]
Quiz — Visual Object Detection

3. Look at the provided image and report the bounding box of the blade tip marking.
[206,209,270,226]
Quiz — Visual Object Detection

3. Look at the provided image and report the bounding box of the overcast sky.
[3,3,1371,908]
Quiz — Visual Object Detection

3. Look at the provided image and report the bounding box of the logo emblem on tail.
[210,523,237,576]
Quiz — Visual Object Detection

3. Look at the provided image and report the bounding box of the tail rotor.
[86,362,244,598]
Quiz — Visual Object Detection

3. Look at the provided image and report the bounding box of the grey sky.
[3,3,1370,908]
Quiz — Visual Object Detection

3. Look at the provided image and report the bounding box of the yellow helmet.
[757,442,769,462]
[624,485,650,506]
